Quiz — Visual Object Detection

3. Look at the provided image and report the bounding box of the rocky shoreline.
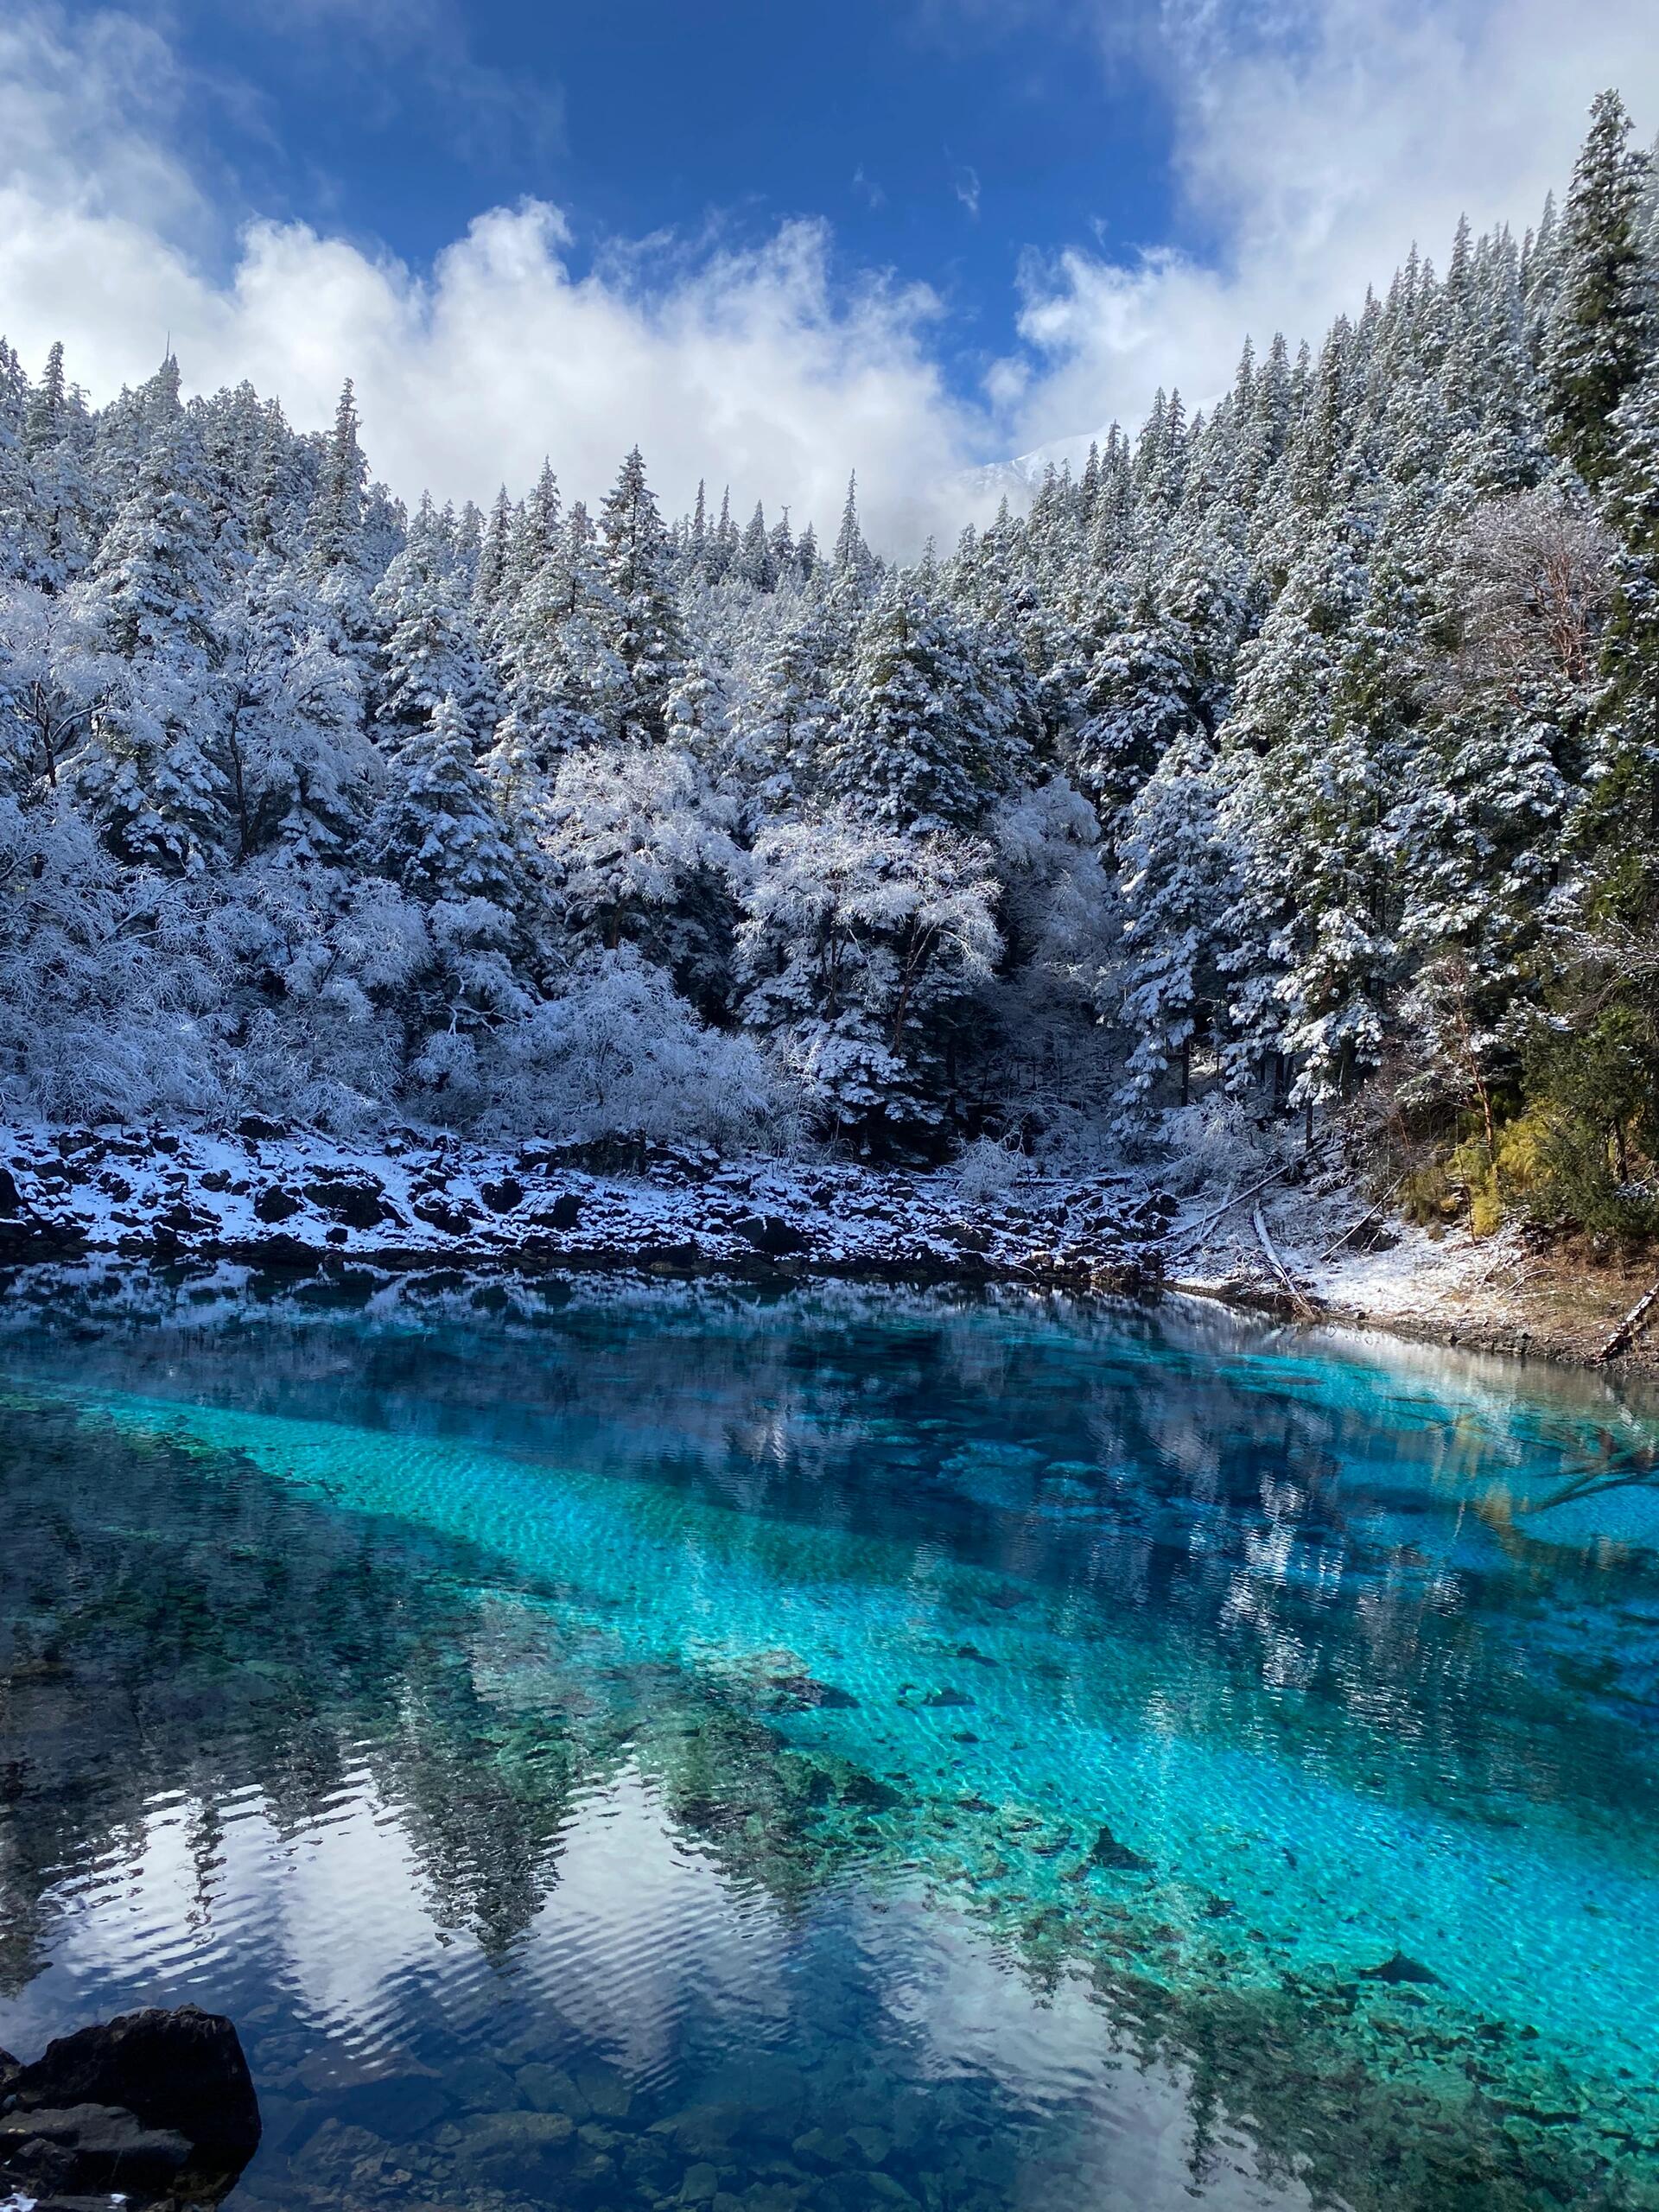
[0,1122,1169,1296]
[2,1121,1655,1381]
[0,2005,260,2208]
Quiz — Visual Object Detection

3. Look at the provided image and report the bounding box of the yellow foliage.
[1492,1107,1554,1193]
[1447,1138,1501,1237]
[1399,1109,1560,1240]
[1400,1160,1459,1226]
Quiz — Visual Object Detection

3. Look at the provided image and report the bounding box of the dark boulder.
[735,1212,806,1256]
[480,1174,525,1214]
[412,1195,478,1237]
[2,2005,260,2207]
[304,1179,389,1230]
[539,1192,583,1230]
[254,1185,304,1223]
[12,2005,260,2164]
[0,2102,194,2195]
[236,1114,287,1141]
[0,1166,20,1217]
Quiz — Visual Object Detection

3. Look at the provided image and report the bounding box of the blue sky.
[147,0,1182,400]
[2,0,1656,546]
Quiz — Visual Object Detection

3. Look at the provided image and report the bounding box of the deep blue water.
[0,1261,1656,2212]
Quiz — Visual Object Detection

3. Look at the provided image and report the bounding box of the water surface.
[0,1261,1656,2212]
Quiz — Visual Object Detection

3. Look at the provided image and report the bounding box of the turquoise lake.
[0,1261,1656,2212]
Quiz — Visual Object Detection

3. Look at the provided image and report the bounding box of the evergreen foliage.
[3,92,1659,1198]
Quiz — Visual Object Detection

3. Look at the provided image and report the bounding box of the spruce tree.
[1544,91,1654,487]
[596,448,685,743]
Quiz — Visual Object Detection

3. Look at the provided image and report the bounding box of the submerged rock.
[1359,1950,1441,1987]
[1083,1823,1154,1874]
[0,2004,260,2206]
[766,1671,859,1710]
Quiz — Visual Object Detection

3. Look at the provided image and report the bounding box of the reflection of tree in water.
[7,1263,1659,1857]
[0,1402,590,1988]
[3,1268,1658,2211]
[0,1387,893,1989]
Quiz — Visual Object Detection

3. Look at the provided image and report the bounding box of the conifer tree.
[75,362,231,873]
[596,448,685,743]
[1544,91,1654,487]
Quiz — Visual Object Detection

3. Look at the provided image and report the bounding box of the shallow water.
[0,1262,1656,2212]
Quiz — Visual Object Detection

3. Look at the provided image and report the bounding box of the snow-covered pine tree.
[1544,91,1655,488]
[596,448,686,743]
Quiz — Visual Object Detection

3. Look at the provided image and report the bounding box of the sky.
[2,0,1657,550]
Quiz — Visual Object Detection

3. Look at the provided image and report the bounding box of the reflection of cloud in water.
[48,1765,798,2085]
[3,1264,1658,2210]
[52,1783,442,2051]
[858,1896,1315,2212]
[520,1766,795,2081]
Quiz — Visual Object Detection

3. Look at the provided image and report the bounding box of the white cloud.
[1000,0,1659,457]
[0,10,982,550]
[2,0,1656,544]
[853,164,887,211]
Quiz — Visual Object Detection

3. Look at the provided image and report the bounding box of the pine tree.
[75,364,232,873]
[372,507,494,753]
[372,694,520,909]
[474,486,513,618]
[739,501,776,591]
[833,473,874,581]
[308,380,368,573]
[1116,734,1235,1103]
[596,448,685,743]
[219,556,370,865]
[823,578,1036,833]
[1544,91,1654,487]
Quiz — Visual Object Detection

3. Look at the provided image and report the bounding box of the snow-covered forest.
[3,92,1659,1236]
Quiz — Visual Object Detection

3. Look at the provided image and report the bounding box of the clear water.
[0,1262,1656,2212]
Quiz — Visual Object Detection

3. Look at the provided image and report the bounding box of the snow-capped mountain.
[957,423,1115,517]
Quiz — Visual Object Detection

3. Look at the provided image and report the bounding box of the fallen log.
[1253,1204,1319,1320]
[1592,1274,1659,1365]
[1168,1166,1290,1255]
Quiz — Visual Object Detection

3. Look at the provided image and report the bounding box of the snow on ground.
[1162,1155,1659,1371]
[0,1122,1169,1292]
[3,1121,1646,1373]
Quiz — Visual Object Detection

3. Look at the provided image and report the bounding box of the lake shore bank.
[2,1122,1653,1382]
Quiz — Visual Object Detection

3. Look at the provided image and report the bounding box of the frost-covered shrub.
[1155,1094,1278,1196]
[738,810,1001,1149]
[954,1135,1030,1206]
[535,743,741,1014]
[478,947,794,1150]
[0,795,225,1122]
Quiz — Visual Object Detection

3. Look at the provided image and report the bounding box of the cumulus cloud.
[1,0,1656,542]
[1000,0,1659,458]
[0,9,985,547]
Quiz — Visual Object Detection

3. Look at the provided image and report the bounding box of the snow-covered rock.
[0,1124,1164,1294]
